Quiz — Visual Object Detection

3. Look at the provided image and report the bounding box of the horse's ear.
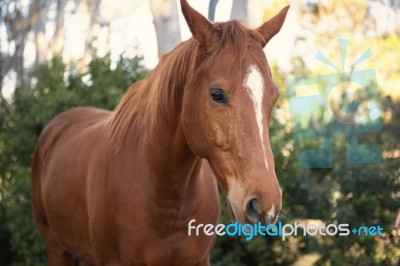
[256,6,289,47]
[180,0,215,44]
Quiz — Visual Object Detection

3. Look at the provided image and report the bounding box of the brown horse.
[31,1,289,265]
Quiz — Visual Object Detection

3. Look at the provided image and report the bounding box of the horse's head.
[180,0,289,225]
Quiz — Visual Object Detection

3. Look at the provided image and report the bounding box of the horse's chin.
[227,199,236,222]
[227,199,245,224]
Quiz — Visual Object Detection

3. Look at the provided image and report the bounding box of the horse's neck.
[145,122,203,199]
[128,40,201,196]
[146,117,197,175]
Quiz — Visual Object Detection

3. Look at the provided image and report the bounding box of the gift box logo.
[286,39,382,168]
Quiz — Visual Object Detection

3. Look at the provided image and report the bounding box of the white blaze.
[267,204,275,219]
[244,65,268,169]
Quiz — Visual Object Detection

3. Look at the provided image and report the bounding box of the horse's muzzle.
[244,198,277,225]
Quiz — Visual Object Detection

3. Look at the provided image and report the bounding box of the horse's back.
[32,107,110,264]
[33,107,110,175]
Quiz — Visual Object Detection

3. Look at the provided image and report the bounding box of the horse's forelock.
[204,20,266,70]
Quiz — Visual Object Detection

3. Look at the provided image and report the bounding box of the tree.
[50,0,66,56]
[84,0,101,62]
[33,0,47,65]
[230,0,263,27]
[150,0,181,55]
[231,0,247,23]
[1,0,45,86]
[208,0,219,22]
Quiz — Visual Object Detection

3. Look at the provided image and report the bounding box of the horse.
[31,1,289,265]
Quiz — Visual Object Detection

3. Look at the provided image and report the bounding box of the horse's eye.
[210,88,228,104]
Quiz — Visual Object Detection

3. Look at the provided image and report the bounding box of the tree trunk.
[50,0,66,57]
[33,0,47,65]
[247,0,263,27]
[231,0,263,27]
[231,0,247,23]
[3,0,42,86]
[84,0,101,61]
[208,0,219,22]
[150,0,181,55]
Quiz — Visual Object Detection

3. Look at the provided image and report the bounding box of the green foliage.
[2,168,45,266]
[0,55,147,265]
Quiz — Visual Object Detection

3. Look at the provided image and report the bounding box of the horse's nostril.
[245,198,260,223]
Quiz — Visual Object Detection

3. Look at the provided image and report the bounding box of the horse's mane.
[104,20,263,150]
[104,39,199,150]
